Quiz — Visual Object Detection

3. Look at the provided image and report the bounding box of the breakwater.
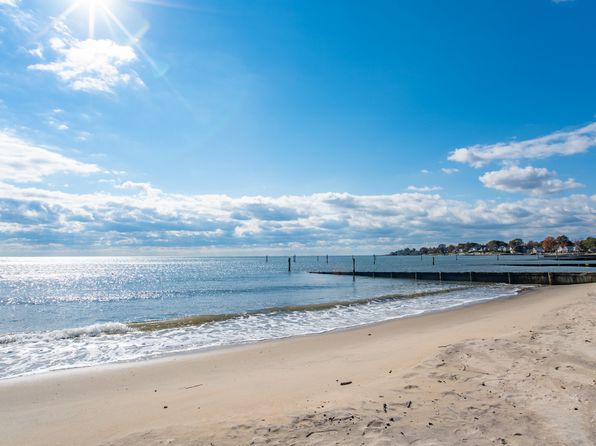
[311,271,596,285]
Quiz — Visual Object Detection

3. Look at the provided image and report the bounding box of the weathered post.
[373,254,376,265]
[432,256,435,266]
[352,256,356,278]
[288,257,291,272]
[326,255,329,264]
[266,255,268,263]
[293,255,296,263]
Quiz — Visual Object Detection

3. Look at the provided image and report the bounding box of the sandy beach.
[1,283,594,446]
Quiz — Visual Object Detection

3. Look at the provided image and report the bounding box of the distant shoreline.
[386,252,596,258]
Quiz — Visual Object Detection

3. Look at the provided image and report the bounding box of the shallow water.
[0,255,563,379]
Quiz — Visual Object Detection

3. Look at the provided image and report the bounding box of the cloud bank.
[1,179,593,254]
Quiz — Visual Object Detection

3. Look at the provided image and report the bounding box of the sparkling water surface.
[0,255,585,379]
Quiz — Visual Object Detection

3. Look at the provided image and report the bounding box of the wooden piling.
[288,257,291,272]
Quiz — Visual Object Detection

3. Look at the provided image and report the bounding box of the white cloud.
[449,122,596,167]
[407,185,442,192]
[479,165,583,195]
[29,35,143,93]
[46,108,70,131]
[115,181,160,195]
[77,131,92,141]
[0,131,100,182]
[420,169,430,174]
[47,117,69,131]
[0,0,35,32]
[441,168,459,174]
[28,44,43,59]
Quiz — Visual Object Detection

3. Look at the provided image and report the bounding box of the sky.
[0,0,594,255]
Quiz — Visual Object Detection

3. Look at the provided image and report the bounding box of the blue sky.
[0,0,594,254]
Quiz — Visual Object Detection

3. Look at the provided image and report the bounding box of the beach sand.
[0,283,594,446]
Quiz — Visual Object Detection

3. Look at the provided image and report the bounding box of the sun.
[49,0,174,76]
[52,0,116,39]
[80,0,116,39]
[56,0,181,41]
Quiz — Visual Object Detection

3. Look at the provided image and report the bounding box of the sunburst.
[52,0,188,39]
[47,0,182,75]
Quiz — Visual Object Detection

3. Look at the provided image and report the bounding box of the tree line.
[389,235,595,256]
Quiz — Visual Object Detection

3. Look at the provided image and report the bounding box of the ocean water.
[0,255,563,379]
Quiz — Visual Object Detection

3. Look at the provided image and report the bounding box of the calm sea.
[0,254,581,379]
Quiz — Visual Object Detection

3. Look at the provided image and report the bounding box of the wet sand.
[0,283,594,446]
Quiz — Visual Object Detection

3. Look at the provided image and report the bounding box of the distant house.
[556,246,574,253]
[509,246,526,254]
[532,247,545,254]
